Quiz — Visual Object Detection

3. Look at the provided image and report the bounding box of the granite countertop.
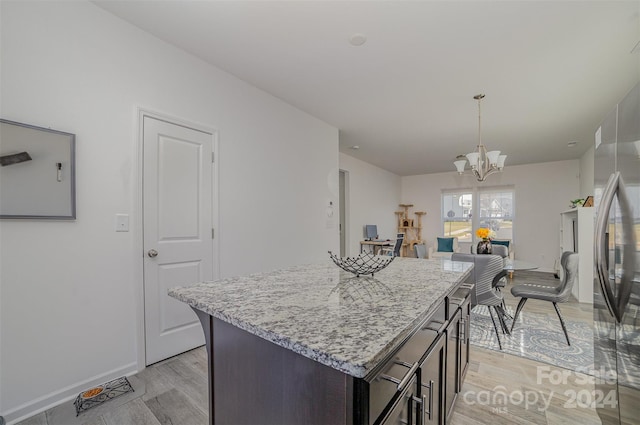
[169,257,472,379]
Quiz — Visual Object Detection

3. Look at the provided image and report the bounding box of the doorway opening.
[339,170,348,256]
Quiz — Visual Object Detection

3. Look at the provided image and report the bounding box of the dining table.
[503,258,539,278]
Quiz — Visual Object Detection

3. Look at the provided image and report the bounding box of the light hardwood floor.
[451,270,599,425]
[18,271,600,425]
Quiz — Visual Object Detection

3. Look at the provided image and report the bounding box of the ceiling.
[94,0,640,176]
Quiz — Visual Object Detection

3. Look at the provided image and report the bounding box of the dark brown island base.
[169,258,474,424]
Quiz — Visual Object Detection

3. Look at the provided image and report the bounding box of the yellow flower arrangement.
[475,228,495,241]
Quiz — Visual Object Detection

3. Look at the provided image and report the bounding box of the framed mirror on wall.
[0,119,76,219]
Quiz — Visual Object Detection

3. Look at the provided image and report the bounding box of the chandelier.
[453,94,506,181]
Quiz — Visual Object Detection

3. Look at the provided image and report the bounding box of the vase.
[477,239,492,254]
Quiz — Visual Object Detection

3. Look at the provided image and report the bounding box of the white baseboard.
[3,362,138,425]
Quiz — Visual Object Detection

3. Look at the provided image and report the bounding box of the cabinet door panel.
[458,299,471,389]
[377,376,417,425]
[444,309,461,422]
[420,334,446,425]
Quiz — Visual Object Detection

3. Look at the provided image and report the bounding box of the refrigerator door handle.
[595,172,622,322]
[595,172,636,323]
[616,172,635,318]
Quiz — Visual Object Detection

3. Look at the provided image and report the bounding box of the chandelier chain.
[477,95,482,147]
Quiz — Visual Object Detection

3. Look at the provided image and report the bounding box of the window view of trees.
[479,190,513,240]
[442,189,514,243]
[442,192,473,243]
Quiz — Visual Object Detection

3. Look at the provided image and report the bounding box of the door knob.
[148,249,158,258]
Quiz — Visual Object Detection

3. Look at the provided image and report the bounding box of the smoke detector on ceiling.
[349,34,367,46]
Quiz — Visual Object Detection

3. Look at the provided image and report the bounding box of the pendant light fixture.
[454,94,506,181]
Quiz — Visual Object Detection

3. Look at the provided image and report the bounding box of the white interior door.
[143,115,214,365]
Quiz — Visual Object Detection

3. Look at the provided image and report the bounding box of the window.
[442,191,473,243]
[478,189,514,241]
[441,187,515,244]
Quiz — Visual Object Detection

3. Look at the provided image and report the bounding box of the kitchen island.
[169,257,473,425]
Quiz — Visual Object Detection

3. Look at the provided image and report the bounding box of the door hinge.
[212,228,215,239]
[212,152,215,163]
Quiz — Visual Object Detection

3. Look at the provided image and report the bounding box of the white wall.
[401,160,580,272]
[0,1,338,422]
[339,153,401,256]
[580,145,595,199]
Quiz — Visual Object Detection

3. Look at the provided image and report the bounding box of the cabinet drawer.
[369,308,446,424]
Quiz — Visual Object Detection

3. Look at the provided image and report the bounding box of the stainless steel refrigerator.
[593,82,640,424]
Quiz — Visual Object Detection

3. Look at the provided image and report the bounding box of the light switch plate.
[115,214,129,232]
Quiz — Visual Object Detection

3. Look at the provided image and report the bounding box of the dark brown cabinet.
[371,284,473,425]
[444,285,473,424]
[193,282,474,425]
[444,308,461,422]
[374,374,418,425]
[458,296,471,389]
[369,302,446,425]
[418,333,446,424]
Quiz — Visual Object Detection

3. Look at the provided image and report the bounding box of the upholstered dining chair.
[491,239,514,259]
[452,253,508,349]
[413,243,427,259]
[489,244,509,300]
[469,244,510,299]
[510,251,578,345]
[490,244,509,259]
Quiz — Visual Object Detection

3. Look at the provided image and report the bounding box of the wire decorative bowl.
[328,251,395,277]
